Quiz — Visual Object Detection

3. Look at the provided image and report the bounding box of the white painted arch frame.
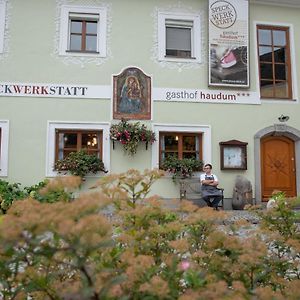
[254,124,300,202]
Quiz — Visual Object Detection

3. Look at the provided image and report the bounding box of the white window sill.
[159,56,200,63]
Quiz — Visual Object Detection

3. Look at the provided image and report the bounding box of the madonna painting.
[113,67,151,120]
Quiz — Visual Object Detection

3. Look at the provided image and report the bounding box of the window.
[69,18,98,52]
[59,5,107,57]
[0,1,6,53]
[0,120,9,177]
[159,132,202,165]
[257,25,292,99]
[47,122,110,177]
[152,124,211,170]
[55,130,103,162]
[158,12,201,62]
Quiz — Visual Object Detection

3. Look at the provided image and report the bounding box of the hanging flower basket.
[110,119,156,156]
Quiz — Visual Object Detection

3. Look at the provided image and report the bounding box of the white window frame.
[253,21,298,103]
[0,120,9,177]
[158,12,201,63]
[0,1,6,53]
[59,5,107,57]
[46,121,110,177]
[152,124,211,175]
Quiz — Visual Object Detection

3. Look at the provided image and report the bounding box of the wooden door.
[261,136,296,200]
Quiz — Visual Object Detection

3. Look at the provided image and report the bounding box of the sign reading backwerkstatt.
[0,82,110,99]
[209,0,249,88]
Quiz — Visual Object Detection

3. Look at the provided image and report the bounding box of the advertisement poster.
[209,0,249,87]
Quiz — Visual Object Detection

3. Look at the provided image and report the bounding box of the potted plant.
[110,119,156,156]
[54,150,107,179]
[161,155,203,182]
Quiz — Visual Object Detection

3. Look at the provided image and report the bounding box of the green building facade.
[1,0,300,204]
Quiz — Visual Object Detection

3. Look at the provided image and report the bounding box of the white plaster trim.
[0,1,5,53]
[151,123,211,171]
[253,21,298,102]
[151,2,206,72]
[59,5,107,57]
[0,0,11,58]
[46,121,111,177]
[54,0,112,67]
[0,120,9,177]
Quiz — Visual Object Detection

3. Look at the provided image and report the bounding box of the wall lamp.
[278,114,289,122]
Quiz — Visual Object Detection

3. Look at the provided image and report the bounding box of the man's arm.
[201,175,219,186]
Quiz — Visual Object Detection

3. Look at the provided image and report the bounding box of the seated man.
[200,163,222,210]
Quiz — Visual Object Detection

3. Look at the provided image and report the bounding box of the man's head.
[203,163,212,173]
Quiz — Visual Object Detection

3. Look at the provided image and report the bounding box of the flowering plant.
[161,155,203,181]
[54,150,107,178]
[110,119,156,156]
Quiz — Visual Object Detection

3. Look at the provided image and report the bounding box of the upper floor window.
[55,130,103,162]
[59,5,107,57]
[159,132,202,165]
[0,1,6,53]
[257,25,292,99]
[158,12,201,63]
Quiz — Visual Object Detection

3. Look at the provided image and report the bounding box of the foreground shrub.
[0,177,80,213]
[0,180,26,213]
[0,170,300,299]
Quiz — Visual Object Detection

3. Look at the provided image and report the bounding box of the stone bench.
[179,178,224,209]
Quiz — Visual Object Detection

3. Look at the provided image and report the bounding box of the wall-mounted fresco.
[113,67,151,120]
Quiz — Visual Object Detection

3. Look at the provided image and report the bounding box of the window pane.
[166,49,191,58]
[86,35,97,51]
[275,64,286,80]
[70,21,82,34]
[86,22,97,34]
[260,81,274,98]
[274,47,286,63]
[164,135,178,151]
[61,133,77,148]
[166,27,191,51]
[258,29,271,45]
[183,136,196,151]
[82,133,100,150]
[273,30,286,46]
[260,63,273,80]
[274,81,289,98]
[70,35,82,50]
[259,46,272,62]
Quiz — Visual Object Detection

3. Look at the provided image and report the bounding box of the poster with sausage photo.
[208,0,249,87]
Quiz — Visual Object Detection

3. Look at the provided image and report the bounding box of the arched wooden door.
[261,136,296,200]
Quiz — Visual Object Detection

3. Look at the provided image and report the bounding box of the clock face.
[223,146,243,168]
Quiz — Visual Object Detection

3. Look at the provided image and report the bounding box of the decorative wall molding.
[0,0,11,59]
[151,1,207,72]
[53,0,112,67]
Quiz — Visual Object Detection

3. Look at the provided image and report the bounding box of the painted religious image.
[113,67,151,120]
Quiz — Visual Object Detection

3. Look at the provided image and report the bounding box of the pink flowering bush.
[1,170,300,299]
[110,119,156,155]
